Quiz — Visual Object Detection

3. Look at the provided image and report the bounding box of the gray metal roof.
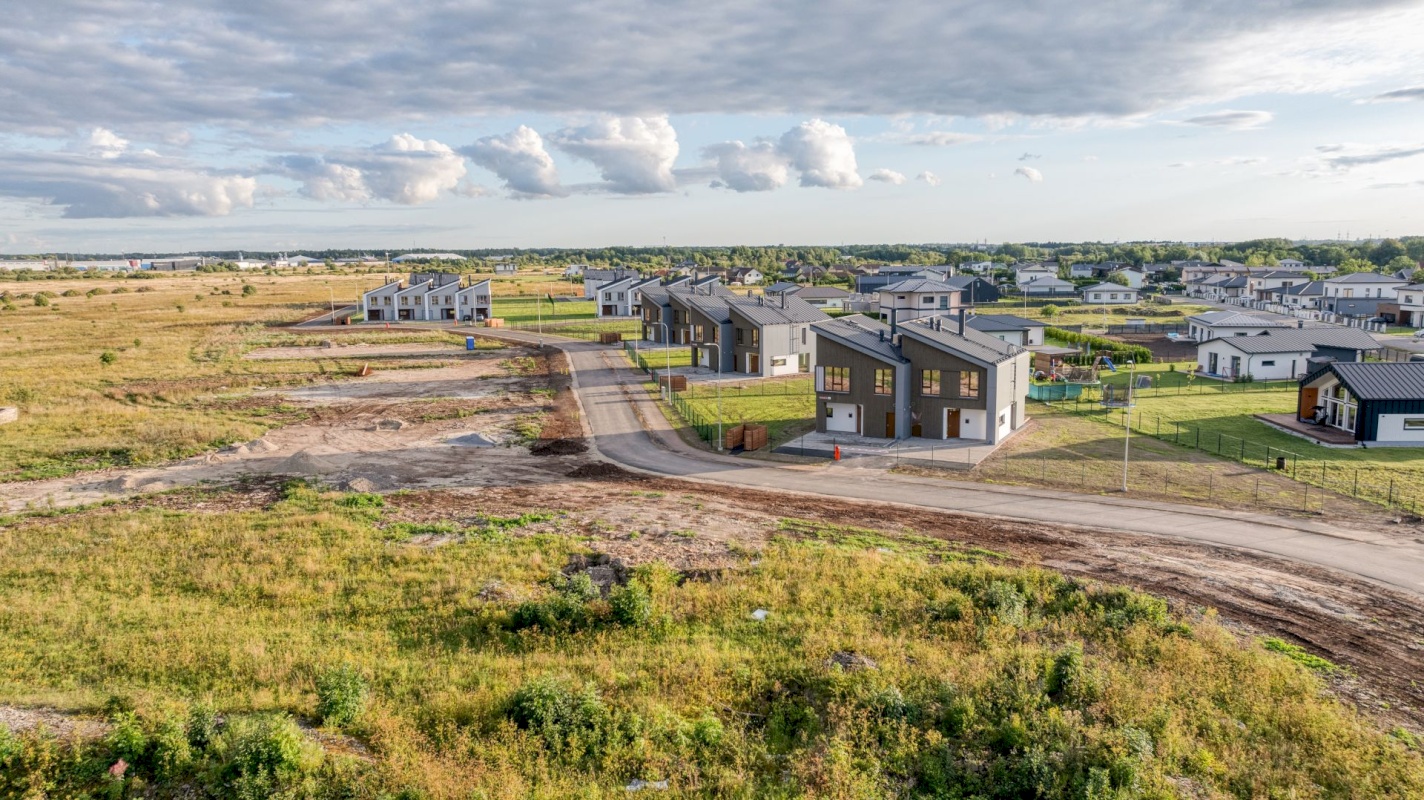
[1327,362,1424,400]
[794,285,850,299]
[898,315,1025,366]
[879,278,963,294]
[811,316,907,364]
[682,293,733,323]
[1279,281,1325,296]
[1325,272,1407,284]
[727,294,830,325]
[965,313,1046,332]
[765,281,801,294]
[1081,282,1137,292]
[1187,311,1290,327]
[1209,327,1383,354]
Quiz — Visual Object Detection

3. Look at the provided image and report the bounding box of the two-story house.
[877,279,963,323]
[811,313,1030,442]
[726,294,827,376]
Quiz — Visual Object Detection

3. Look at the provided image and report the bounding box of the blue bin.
[465,336,475,351]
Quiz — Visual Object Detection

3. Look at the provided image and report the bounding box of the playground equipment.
[1100,383,1135,408]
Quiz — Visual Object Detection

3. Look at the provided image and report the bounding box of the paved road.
[460,327,1424,597]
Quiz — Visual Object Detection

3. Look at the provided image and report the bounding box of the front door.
[368,309,382,321]
[945,408,961,439]
[602,305,616,316]
[398,309,412,320]
[443,308,455,320]
[1208,352,1218,374]
[885,412,896,438]
[748,353,760,374]
[1229,356,1241,378]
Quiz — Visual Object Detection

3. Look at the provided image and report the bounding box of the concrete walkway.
[467,326,1424,597]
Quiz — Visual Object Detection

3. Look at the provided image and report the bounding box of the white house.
[583,267,642,299]
[1278,258,1306,269]
[1108,268,1146,289]
[1019,276,1076,296]
[1013,264,1058,284]
[1397,284,1424,328]
[1297,362,1424,446]
[877,279,963,323]
[960,261,995,274]
[1195,327,1382,381]
[1080,282,1139,305]
[493,262,518,275]
[726,267,764,285]
[595,277,637,318]
[362,279,404,322]
[563,264,587,277]
[964,314,1047,346]
[1186,310,1290,342]
[1268,281,1326,310]
[1323,273,1406,302]
[1247,271,1311,302]
[362,274,490,322]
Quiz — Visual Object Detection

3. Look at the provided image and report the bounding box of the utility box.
[598,332,623,344]
[658,374,687,393]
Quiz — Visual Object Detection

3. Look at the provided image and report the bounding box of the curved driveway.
[487,328,1424,597]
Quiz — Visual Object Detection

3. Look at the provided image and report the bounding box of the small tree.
[1041,304,1060,319]
[242,284,257,296]
[100,351,117,366]
[315,664,369,727]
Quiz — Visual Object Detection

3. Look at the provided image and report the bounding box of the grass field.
[494,296,596,325]
[971,300,1213,329]
[0,272,471,481]
[1,484,1419,797]
[677,377,816,446]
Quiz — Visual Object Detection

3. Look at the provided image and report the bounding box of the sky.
[2,0,1424,253]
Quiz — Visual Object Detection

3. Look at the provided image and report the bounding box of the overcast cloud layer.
[1,0,1424,242]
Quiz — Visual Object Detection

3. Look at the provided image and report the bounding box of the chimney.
[958,309,966,335]
[878,329,885,342]
[758,295,764,306]
[889,307,897,337]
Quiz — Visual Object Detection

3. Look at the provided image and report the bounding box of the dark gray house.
[1298,362,1424,446]
[727,294,827,376]
[811,313,1031,442]
[640,276,715,343]
[944,275,1000,305]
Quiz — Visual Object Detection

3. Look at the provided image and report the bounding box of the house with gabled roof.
[1187,310,1291,342]
[362,273,489,322]
[1081,282,1139,305]
[1195,326,1381,381]
[810,313,1030,442]
[726,294,827,376]
[1297,362,1424,446]
[1267,280,1326,310]
[964,314,1046,346]
[877,279,963,323]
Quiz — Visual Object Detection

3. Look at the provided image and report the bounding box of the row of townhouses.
[640,278,828,376]
[361,273,493,322]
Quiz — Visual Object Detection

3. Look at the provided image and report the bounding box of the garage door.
[826,403,858,433]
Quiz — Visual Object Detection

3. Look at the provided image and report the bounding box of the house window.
[736,328,745,345]
[801,328,807,345]
[1404,419,1424,431]
[401,296,409,305]
[383,297,391,305]
[693,325,704,341]
[1110,293,1119,300]
[751,328,760,347]
[922,296,934,305]
[819,366,850,393]
[1261,360,1276,366]
[960,371,980,398]
[444,296,451,304]
[874,369,894,395]
[939,295,951,309]
[920,369,941,396]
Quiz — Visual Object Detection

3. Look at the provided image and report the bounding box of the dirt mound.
[374,418,408,430]
[827,651,879,671]
[566,462,631,480]
[277,450,341,475]
[340,477,380,493]
[448,433,498,448]
[532,438,588,456]
[562,553,630,596]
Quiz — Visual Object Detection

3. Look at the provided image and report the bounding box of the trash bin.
[465,336,475,351]
[1275,456,1287,470]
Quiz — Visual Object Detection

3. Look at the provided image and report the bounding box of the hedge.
[1045,326,1154,364]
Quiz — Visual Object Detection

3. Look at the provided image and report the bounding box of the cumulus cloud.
[868,168,906,184]
[548,116,678,194]
[907,131,979,146]
[1014,166,1044,182]
[1367,86,1424,102]
[0,149,256,218]
[277,134,466,204]
[1180,110,1274,130]
[703,140,788,192]
[916,171,941,187]
[463,126,566,198]
[69,128,129,159]
[779,119,861,189]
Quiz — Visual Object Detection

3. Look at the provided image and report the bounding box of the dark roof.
[898,315,1025,366]
[811,317,907,364]
[1278,280,1325,296]
[727,294,829,326]
[794,285,850,299]
[879,278,962,294]
[764,281,801,294]
[943,275,989,288]
[1208,327,1383,355]
[1326,362,1424,400]
[965,313,1046,332]
[682,293,733,323]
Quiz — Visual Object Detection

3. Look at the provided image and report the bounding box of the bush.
[336,493,384,509]
[609,580,652,627]
[187,702,220,751]
[32,294,48,307]
[221,713,316,785]
[315,664,370,727]
[242,284,257,296]
[509,573,602,632]
[1045,326,1153,364]
[61,289,80,297]
[99,350,117,365]
[507,677,628,760]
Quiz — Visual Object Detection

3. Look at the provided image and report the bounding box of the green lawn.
[494,296,596,325]
[678,377,815,446]
[627,345,694,371]
[972,300,1213,329]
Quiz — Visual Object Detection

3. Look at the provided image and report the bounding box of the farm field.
[2,480,1421,797]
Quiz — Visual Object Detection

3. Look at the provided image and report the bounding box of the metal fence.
[1104,323,1186,334]
[1041,403,1423,513]
[1051,378,1298,406]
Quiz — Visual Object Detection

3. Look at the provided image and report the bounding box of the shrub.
[187,702,220,751]
[32,294,48,307]
[315,664,370,727]
[242,284,257,296]
[336,493,384,509]
[61,289,80,297]
[507,677,627,761]
[150,717,192,778]
[105,711,149,765]
[221,714,316,785]
[980,580,1027,627]
[609,580,652,627]
[99,350,117,365]
[509,573,602,632]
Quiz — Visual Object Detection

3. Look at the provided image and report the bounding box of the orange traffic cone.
[833,445,841,461]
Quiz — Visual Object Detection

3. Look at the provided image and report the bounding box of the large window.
[960,371,980,399]
[1404,419,1424,431]
[751,328,760,347]
[874,369,894,395]
[736,328,745,345]
[920,369,941,396]
[818,366,851,393]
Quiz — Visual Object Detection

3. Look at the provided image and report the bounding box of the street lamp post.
[1121,359,1136,492]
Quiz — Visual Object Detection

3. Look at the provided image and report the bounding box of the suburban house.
[1279,258,1307,269]
[724,267,765,285]
[1108,268,1146,289]
[726,294,827,376]
[811,313,1030,442]
[959,260,995,274]
[1248,271,1312,302]
[594,276,660,318]
[362,273,492,322]
[1081,283,1140,305]
[1013,264,1058,284]
[1297,362,1424,446]
[639,276,710,343]
[944,275,1001,305]
[767,284,851,310]
[1322,273,1406,306]
[1195,326,1382,381]
[583,267,642,299]
[877,279,963,323]
[1067,263,1096,279]
[493,262,518,275]
[1019,275,1076,296]
[964,314,1046,346]
[1268,281,1326,310]
[1396,284,1424,327]
[856,269,942,294]
[1186,310,1290,341]
[562,264,587,277]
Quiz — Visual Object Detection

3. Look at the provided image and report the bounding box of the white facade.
[825,402,859,433]
[1196,339,1306,381]
[1109,269,1145,289]
[1398,285,1424,327]
[362,280,404,322]
[1019,276,1075,295]
[1323,275,1405,300]
[595,278,636,317]
[1081,284,1139,304]
[877,287,961,322]
[1375,415,1424,444]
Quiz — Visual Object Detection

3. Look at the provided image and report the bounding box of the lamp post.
[1121,359,1136,492]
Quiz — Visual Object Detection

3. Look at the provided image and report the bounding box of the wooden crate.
[485,318,505,328]
[743,423,768,451]
[723,424,745,450]
[598,331,623,344]
[657,374,687,393]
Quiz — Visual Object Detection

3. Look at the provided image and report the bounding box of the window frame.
[920,369,941,396]
[874,368,894,396]
[960,370,980,399]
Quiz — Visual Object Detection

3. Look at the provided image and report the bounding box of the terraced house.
[362,273,493,322]
[811,313,1030,441]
